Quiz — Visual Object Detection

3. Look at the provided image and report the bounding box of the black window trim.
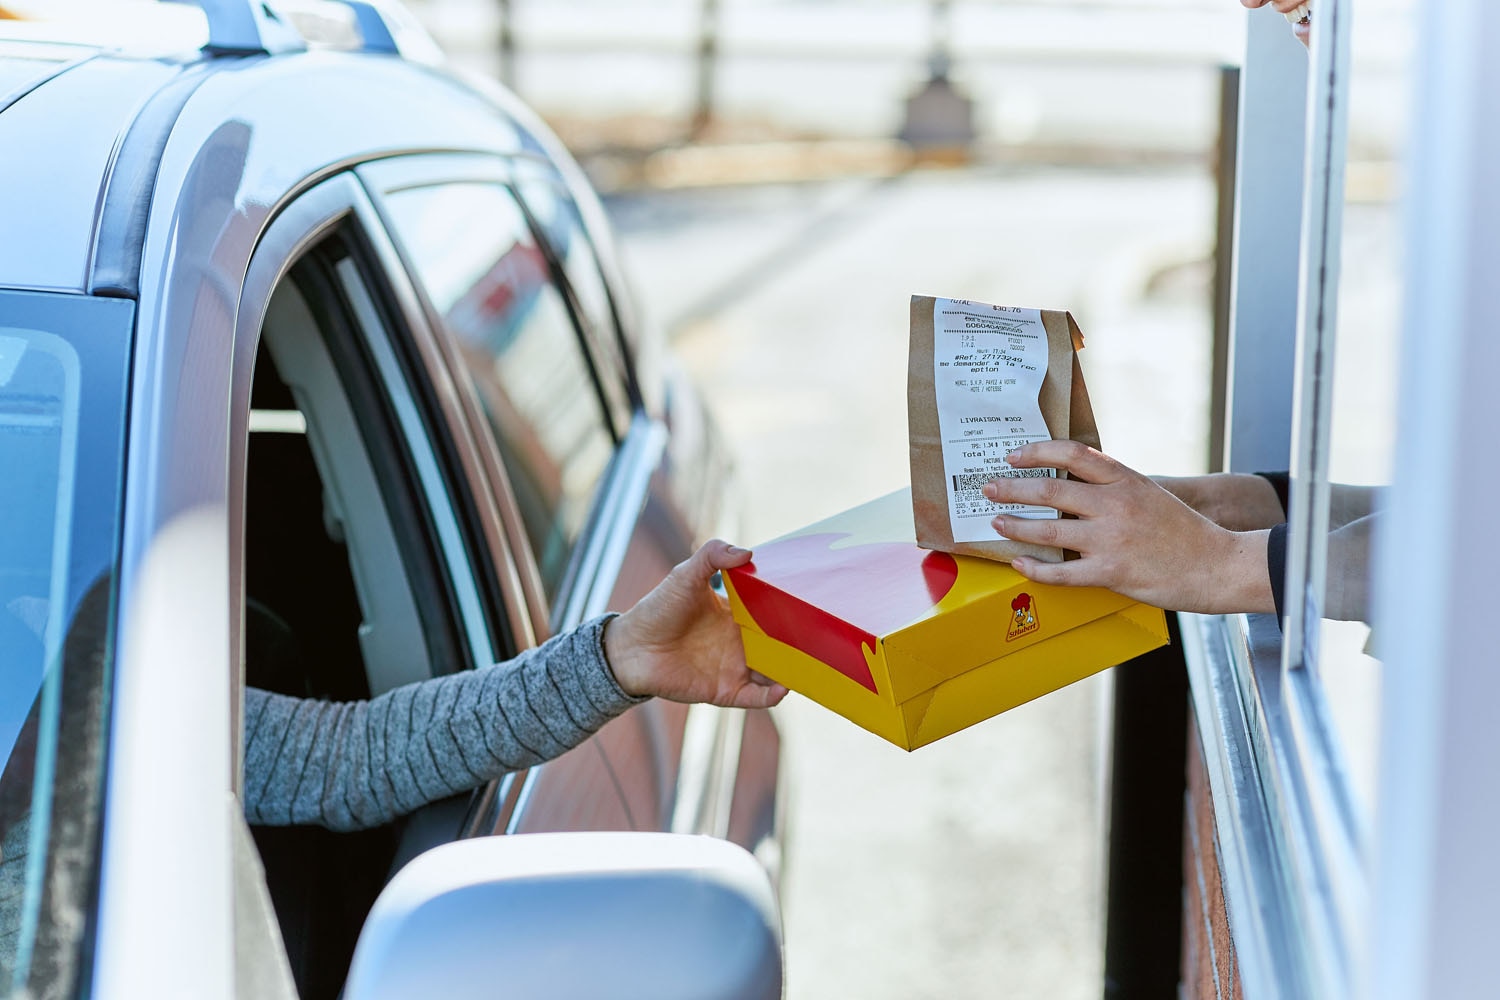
[278,233,474,681]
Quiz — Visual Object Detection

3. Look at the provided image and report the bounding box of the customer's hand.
[604,540,789,709]
[983,441,1276,614]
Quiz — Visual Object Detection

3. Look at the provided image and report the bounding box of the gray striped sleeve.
[243,614,647,831]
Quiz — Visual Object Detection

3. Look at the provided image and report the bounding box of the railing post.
[1208,64,1241,474]
[690,0,720,138]
[497,0,516,91]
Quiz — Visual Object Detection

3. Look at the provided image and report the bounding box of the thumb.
[695,539,754,576]
[728,681,789,710]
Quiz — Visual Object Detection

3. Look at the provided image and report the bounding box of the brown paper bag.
[908,295,1101,564]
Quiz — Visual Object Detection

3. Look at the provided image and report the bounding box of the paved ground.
[607,164,1215,998]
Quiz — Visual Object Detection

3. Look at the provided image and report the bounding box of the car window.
[0,292,132,997]
[511,160,636,422]
[382,181,616,603]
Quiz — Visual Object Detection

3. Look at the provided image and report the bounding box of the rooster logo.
[1007,592,1040,642]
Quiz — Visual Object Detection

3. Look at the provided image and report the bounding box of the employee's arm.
[982,440,1277,615]
[1152,472,1287,531]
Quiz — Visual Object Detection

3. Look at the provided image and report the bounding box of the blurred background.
[407,2,1400,995]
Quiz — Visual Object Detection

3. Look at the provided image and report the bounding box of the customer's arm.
[243,540,785,831]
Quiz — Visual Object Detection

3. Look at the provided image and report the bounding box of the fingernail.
[726,544,748,555]
[982,482,999,500]
[992,516,1009,539]
[1005,448,1022,465]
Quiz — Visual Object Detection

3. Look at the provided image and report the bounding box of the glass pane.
[0,330,78,993]
[384,183,615,601]
[0,293,131,994]
[1308,0,1414,829]
[512,162,635,428]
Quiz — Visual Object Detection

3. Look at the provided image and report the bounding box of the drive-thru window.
[1106,2,1498,998]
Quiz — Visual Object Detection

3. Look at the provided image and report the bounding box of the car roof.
[0,1,554,296]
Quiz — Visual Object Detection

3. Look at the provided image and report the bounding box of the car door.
[358,153,745,841]
[353,156,650,831]
[505,159,781,857]
[226,171,593,998]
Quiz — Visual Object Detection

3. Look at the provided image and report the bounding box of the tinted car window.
[382,182,615,601]
[0,292,132,995]
[511,163,634,424]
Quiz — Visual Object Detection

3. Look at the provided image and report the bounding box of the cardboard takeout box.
[724,490,1169,750]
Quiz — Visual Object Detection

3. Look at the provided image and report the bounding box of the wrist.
[602,612,652,699]
[1205,528,1276,615]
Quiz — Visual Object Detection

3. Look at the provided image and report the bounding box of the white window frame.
[1369,2,1500,998]
[1178,2,1447,997]
[1186,2,1500,998]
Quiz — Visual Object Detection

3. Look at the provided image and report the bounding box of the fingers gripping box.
[723,490,1168,750]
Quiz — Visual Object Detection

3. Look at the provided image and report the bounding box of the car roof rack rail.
[332,0,444,63]
[166,0,444,62]
[164,0,307,56]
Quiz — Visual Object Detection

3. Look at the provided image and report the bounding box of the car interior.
[242,234,469,999]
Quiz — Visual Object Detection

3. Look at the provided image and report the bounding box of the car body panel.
[0,55,178,292]
[0,16,782,997]
[95,508,237,999]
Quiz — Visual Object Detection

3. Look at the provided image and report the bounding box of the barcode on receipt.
[951,468,1055,492]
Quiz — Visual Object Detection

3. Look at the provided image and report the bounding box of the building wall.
[1181,706,1243,1000]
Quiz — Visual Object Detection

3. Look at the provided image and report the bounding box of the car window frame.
[231,171,566,986]
[230,171,531,772]
[357,153,651,635]
[358,153,702,843]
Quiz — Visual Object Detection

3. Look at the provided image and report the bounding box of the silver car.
[0,3,784,997]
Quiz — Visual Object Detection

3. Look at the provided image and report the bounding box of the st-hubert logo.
[1007,592,1039,642]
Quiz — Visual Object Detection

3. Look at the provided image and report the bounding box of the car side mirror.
[342,831,783,1000]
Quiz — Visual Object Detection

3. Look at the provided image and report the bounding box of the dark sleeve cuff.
[1254,471,1290,517]
[1267,522,1289,622]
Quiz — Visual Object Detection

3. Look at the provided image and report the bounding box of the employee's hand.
[1239,0,1309,13]
[604,540,788,709]
[1240,0,1313,47]
[983,441,1276,614]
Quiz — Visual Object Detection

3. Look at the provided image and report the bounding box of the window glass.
[383,183,615,601]
[0,294,132,995]
[0,327,78,994]
[1301,0,1413,832]
[512,162,634,425]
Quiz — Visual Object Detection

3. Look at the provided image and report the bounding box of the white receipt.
[932,298,1058,543]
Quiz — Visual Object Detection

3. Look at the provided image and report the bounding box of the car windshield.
[0,291,132,995]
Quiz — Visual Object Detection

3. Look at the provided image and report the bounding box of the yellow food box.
[723,490,1169,750]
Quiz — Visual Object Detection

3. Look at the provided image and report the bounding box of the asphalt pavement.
[606,163,1214,998]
